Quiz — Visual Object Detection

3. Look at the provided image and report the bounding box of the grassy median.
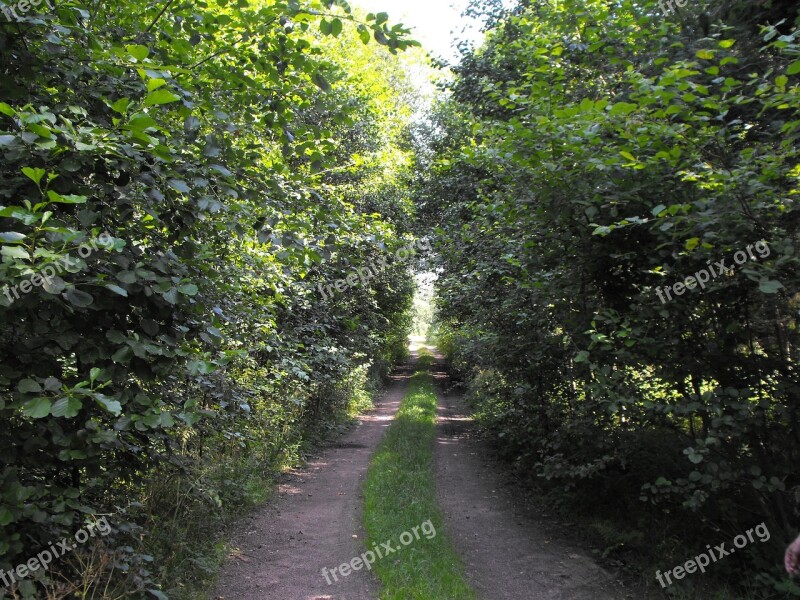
[362,349,475,600]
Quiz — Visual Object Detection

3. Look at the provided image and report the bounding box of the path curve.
[214,363,411,600]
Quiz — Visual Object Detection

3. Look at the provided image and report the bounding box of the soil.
[213,363,412,600]
[214,351,655,599]
[430,352,635,599]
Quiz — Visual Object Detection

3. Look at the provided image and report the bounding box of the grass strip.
[363,350,475,600]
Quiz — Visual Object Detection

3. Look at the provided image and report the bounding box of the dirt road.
[214,364,411,600]
[430,353,635,600]
[215,352,644,599]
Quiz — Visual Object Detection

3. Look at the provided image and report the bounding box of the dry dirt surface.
[213,364,412,600]
[214,351,656,600]
[430,351,648,600]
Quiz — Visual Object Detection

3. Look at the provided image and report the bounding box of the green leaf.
[210,164,232,177]
[147,78,167,92]
[65,288,94,307]
[0,508,14,526]
[93,393,122,416]
[312,72,332,93]
[331,18,343,37]
[178,283,198,296]
[374,29,389,46]
[105,284,128,297]
[357,25,371,45]
[111,98,131,114]
[184,116,201,133]
[127,114,158,131]
[0,135,15,146]
[117,270,137,284]
[651,204,666,217]
[2,246,30,260]
[619,150,636,162]
[47,190,88,204]
[27,123,51,139]
[43,377,61,391]
[51,397,82,418]
[0,232,26,243]
[696,49,715,60]
[320,19,332,35]
[22,167,46,185]
[718,39,735,48]
[18,379,42,393]
[126,44,150,60]
[42,276,66,294]
[162,288,179,304]
[141,319,159,336]
[22,397,52,419]
[143,89,180,106]
[112,346,133,363]
[168,179,190,193]
[609,102,637,115]
[759,279,783,294]
[685,237,700,250]
[106,330,127,344]
[787,61,800,76]
[188,360,218,375]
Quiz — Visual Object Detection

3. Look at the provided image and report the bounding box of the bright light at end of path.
[351,0,483,61]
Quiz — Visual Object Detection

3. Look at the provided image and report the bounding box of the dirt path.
[214,350,651,599]
[214,363,412,600]
[430,353,637,600]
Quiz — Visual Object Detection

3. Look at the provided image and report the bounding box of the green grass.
[363,355,475,600]
[416,346,435,369]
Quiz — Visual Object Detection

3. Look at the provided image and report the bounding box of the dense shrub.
[420,0,800,595]
[0,0,422,596]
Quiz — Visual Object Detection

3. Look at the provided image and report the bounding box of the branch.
[145,0,175,34]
